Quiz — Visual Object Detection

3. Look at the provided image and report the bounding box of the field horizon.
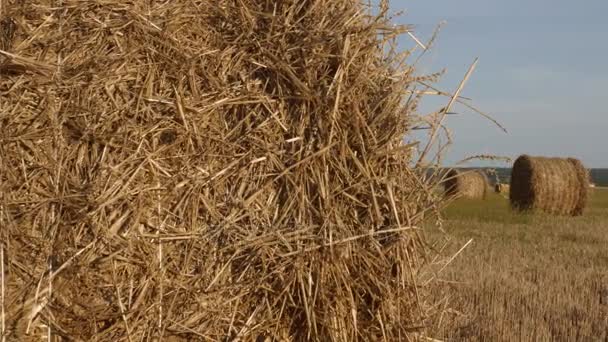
[445,167,608,187]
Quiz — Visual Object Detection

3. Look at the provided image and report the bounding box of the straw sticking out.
[417,58,478,166]
[407,31,427,50]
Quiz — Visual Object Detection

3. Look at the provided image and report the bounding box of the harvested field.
[428,189,608,341]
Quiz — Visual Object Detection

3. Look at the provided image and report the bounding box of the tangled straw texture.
[0,1,442,340]
[510,155,589,217]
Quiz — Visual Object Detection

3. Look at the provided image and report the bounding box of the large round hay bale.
[509,155,589,216]
[443,169,489,199]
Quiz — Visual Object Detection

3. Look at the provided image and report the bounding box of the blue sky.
[388,1,608,167]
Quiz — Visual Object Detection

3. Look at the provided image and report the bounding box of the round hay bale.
[494,183,510,194]
[509,155,589,216]
[443,169,489,199]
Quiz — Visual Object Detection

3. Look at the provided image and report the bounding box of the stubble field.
[428,188,608,341]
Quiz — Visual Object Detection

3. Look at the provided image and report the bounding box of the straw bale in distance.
[494,183,510,194]
[510,155,589,216]
[0,1,442,340]
[444,169,489,199]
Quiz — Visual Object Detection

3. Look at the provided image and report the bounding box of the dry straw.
[510,155,589,216]
[0,0,450,340]
[443,169,489,200]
